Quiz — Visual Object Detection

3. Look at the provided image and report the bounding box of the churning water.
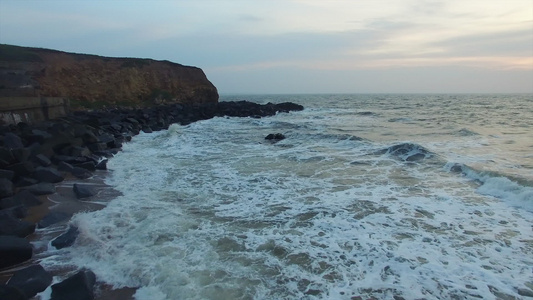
[41,94,532,299]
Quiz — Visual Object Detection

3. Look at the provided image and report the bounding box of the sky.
[0,0,532,94]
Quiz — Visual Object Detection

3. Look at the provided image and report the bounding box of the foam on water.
[38,94,533,299]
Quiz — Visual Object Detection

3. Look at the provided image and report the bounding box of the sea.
[39,94,532,299]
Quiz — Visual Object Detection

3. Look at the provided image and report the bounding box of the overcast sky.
[1,0,532,94]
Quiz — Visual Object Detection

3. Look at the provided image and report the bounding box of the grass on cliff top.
[0,44,44,62]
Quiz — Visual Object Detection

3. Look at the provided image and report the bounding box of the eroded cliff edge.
[0,44,218,108]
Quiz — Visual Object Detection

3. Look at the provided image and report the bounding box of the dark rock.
[22,182,56,195]
[7,264,53,298]
[32,154,52,167]
[14,177,39,188]
[0,205,28,219]
[86,143,107,152]
[32,167,64,183]
[0,190,42,209]
[11,148,30,163]
[38,211,70,228]
[74,161,96,171]
[0,210,35,237]
[0,178,14,198]
[95,159,108,170]
[51,269,95,300]
[0,285,27,300]
[71,167,93,179]
[57,161,74,172]
[0,169,15,180]
[52,154,88,164]
[0,147,15,164]
[51,226,79,249]
[0,235,33,269]
[265,133,286,141]
[142,126,153,133]
[28,129,53,143]
[5,162,35,178]
[3,133,24,149]
[73,184,95,199]
[518,288,533,297]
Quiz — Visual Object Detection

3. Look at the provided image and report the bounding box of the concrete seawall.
[0,97,69,125]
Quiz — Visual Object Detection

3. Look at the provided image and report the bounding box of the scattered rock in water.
[51,226,79,249]
[265,133,286,141]
[73,184,96,199]
[51,269,96,300]
[7,264,53,298]
[0,235,33,269]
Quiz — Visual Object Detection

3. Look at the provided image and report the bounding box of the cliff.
[0,44,218,109]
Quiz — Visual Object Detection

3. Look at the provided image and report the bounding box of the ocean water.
[40,94,532,299]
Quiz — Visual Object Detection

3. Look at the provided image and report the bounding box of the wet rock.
[51,226,79,249]
[0,235,33,269]
[518,288,533,297]
[32,167,64,183]
[95,159,108,170]
[22,182,56,195]
[73,184,95,199]
[74,161,96,171]
[0,211,35,237]
[14,177,39,188]
[0,285,27,300]
[38,211,70,228]
[51,269,96,300]
[265,133,285,141]
[7,264,53,298]
[0,178,14,198]
[71,167,93,179]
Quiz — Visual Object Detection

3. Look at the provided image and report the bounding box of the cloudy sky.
[1,0,532,94]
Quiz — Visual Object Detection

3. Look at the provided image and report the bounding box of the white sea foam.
[38,94,533,299]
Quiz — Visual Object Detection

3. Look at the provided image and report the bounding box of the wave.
[445,163,533,211]
[377,142,435,161]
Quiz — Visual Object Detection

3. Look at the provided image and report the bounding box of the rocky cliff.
[0,44,218,108]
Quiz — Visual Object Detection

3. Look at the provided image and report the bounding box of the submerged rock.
[265,133,286,141]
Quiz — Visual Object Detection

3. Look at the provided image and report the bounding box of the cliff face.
[0,44,218,108]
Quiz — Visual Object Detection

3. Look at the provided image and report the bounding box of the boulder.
[5,162,35,178]
[7,264,53,298]
[0,169,15,180]
[22,182,56,195]
[0,285,27,300]
[0,147,15,165]
[11,148,30,163]
[74,161,96,171]
[73,184,95,199]
[0,190,42,209]
[0,210,35,237]
[57,161,74,172]
[37,211,70,228]
[14,177,39,188]
[32,154,52,167]
[3,133,24,149]
[0,178,14,198]
[0,235,33,269]
[71,167,92,179]
[51,226,79,249]
[32,167,64,183]
[265,133,286,141]
[95,159,108,170]
[50,269,96,300]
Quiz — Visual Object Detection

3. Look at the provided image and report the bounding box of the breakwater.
[0,100,303,299]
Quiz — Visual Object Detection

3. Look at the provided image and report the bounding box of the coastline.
[0,100,304,299]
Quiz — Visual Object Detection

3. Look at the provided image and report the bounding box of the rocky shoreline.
[0,100,303,300]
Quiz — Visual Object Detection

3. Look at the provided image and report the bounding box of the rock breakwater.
[0,100,303,299]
